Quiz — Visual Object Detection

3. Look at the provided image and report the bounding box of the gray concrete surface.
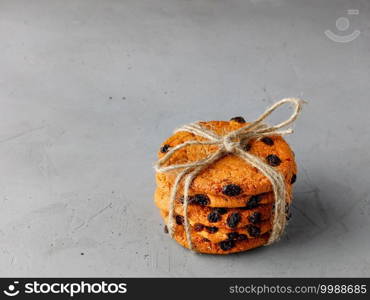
[0,0,370,277]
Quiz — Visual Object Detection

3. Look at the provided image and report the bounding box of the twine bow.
[155,98,304,251]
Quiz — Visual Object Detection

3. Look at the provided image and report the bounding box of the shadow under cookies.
[280,169,360,250]
[231,168,361,257]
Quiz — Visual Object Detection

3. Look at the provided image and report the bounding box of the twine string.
[155,98,305,250]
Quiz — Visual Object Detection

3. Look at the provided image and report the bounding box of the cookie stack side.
[154,119,297,254]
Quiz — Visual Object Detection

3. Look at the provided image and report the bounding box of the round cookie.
[160,209,272,243]
[156,199,274,229]
[197,221,272,243]
[154,182,292,208]
[156,120,297,198]
[167,222,270,254]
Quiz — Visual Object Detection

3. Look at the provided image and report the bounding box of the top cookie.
[156,119,297,197]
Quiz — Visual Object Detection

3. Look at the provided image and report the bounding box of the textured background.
[0,0,369,277]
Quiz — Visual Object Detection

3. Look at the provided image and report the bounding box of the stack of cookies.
[154,117,297,254]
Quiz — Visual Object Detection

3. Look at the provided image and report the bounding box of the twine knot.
[154,98,305,251]
[222,136,239,153]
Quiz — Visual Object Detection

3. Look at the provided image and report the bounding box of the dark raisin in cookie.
[222,184,242,196]
[230,116,246,123]
[261,137,274,146]
[207,211,221,223]
[266,154,281,166]
[175,215,184,225]
[246,225,260,237]
[248,212,261,224]
[194,223,204,232]
[245,195,261,209]
[219,239,235,251]
[206,226,219,234]
[290,174,297,184]
[227,213,241,228]
[160,144,170,153]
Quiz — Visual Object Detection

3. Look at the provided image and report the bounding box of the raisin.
[207,211,221,223]
[205,226,218,234]
[160,144,170,153]
[246,225,260,237]
[245,195,261,209]
[248,212,261,224]
[219,239,235,251]
[213,207,228,215]
[194,223,204,232]
[222,184,242,196]
[192,194,210,206]
[261,137,274,145]
[179,194,210,206]
[227,213,241,228]
[164,225,169,234]
[226,232,239,240]
[236,234,248,241]
[242,143,252,151]
[230,116,246,123]
[291,174,297,184]
[266,154,281,166]
[175,215,184,225]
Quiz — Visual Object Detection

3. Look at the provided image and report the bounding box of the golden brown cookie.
[156,120,297,197]
[160,209,272,243]
[154,183,292,208]
[167,222,270,254]
[197,221,272,243]
[156,197,274,229]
